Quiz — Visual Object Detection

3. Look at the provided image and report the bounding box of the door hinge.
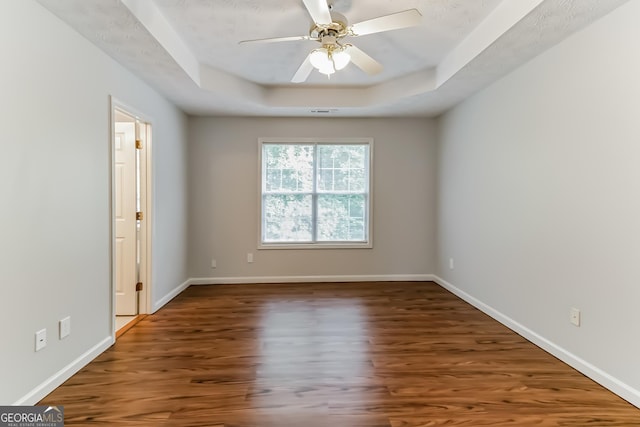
[136,282,143,291]
[135,139,143,149]
[136,211,143,221]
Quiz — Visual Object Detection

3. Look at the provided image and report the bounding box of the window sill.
[258,242,373,250]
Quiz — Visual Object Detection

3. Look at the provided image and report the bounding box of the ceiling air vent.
[310,109,338,114]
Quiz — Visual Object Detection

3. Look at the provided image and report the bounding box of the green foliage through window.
[261,141,370,245]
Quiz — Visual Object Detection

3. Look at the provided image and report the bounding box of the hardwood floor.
[40,282,640,426]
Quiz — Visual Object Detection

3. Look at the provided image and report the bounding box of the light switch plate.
[60,316,71,339]
[570,307,581,326]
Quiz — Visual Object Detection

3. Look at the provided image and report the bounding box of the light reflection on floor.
[253,298,371,413]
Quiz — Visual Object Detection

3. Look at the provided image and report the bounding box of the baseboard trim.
[188,274,434,285]
[152,278,191,313]
[14,336,114,406]
[432,275,640,409]
[115,314,147,339]
[15,276,639,408]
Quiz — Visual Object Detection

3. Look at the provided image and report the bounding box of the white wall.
[0,1,189,404]
[188,117,437,281]
[437,0,640,406]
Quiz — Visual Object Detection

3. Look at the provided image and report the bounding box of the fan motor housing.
[310,11,349,39]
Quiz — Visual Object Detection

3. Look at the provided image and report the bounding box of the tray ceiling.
[37,0,629,117]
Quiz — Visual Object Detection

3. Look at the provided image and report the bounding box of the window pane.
[349,166,366,192]
[281,169,299,190]
[349,219,365,241]
[317,194,366,242]
[317,145,368,193]
[263,194,312,242]
[264,144,313,192]
[266,169,281,192]
[318,169,333,191]
[334,170,349,191]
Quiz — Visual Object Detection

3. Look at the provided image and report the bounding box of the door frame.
[109,96,153,338]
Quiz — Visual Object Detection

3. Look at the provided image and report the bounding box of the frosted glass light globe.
[310,49,330,70]
[332,50,351,70]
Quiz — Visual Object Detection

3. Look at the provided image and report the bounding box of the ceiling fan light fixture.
[318,63,336,76]
[309,48,328,68]
[309,47,350,76]
[310,49,335,75]
[241,6,423,83]
[332,49,350,70]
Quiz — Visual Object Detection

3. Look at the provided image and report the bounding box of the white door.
[115,120,137,315]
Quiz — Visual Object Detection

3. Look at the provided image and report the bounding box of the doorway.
[111,100,152,338]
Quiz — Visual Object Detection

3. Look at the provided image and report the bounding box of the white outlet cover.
[35,329,47,351]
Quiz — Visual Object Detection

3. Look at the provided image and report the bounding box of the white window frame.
[258,137,373,250]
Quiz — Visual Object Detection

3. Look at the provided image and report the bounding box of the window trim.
[258,137,373,250]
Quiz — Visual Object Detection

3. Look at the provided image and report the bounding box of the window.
[260,138,372,248]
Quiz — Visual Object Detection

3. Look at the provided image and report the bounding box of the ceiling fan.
[239,0,422,83]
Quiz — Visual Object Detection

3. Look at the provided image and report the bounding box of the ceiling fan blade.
[345,45,383,75]
[292,54,315,83]
[239,35,312,45]
[350,9,422,36]
[302,0,332,25]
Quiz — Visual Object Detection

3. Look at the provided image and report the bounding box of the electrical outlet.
[59,316,71,339]
[35,329,47,351]
[247,253,254,263]
[570,307,581,327]
[211,258,217,269]
[449,258,454,270]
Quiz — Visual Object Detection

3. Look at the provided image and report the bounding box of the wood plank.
[40,282,640,425]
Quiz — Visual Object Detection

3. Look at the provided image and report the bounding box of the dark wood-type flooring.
[40,282,640,426]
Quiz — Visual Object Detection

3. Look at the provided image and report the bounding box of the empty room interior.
[2,0,640,425]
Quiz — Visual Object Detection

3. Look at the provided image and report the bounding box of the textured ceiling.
[153,0,501,85]
[36,0,630,117]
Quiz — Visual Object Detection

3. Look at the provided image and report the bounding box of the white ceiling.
[37,0,629,117]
